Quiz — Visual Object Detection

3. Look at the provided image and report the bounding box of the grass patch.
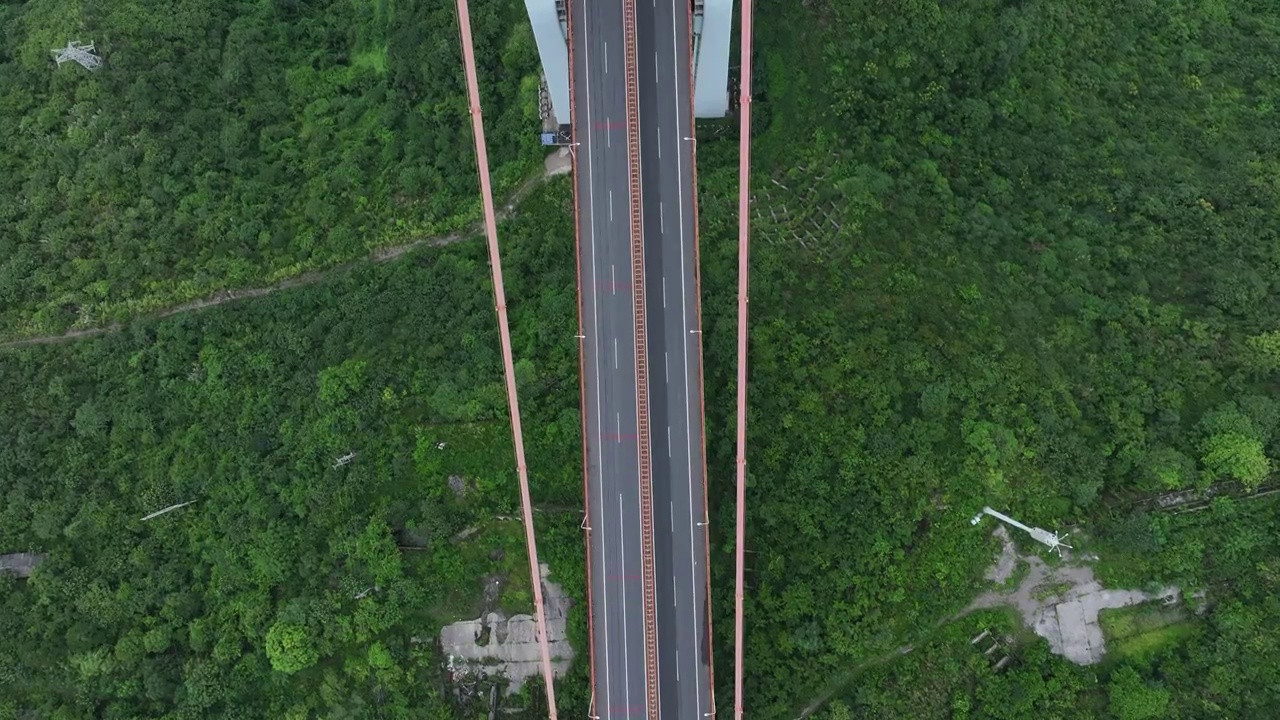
[408,422,515,501]
[407,519,536,627]
[1111,623,1199,666]
[996,556,1031,590]
[1031,581,1071,601]
[395,421,538,625]
[1100,603,1199,666]
[353,45,388,74]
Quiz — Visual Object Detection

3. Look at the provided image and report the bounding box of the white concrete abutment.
[524,0,732,131]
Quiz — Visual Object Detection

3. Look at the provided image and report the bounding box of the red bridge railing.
[562,5,604,720]
[683,0,717,712]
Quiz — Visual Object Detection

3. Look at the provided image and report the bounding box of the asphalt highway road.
[570,0,648,716]
[635,0,712,717]
[571,0,711,716]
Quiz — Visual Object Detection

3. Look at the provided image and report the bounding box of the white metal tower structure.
[52,41,102,71]
[971,506,1073,556]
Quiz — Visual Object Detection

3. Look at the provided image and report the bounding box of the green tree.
[1200,433,1269,490]
[71,400,106,438]
[142,626,172,655]
[1144,447,1195,490]
[355,518,403,586]
[318,359,368,405]
[1243,330,1280,373]
[367,642,393,670]
[265,622,320,674]
[1108,666,1170,720]
[822,700,854,720]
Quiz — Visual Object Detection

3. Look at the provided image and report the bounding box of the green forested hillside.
[5,0,1280,717]
[0,182,588,719]
[0,0,542,340]
[691,0,1280,716]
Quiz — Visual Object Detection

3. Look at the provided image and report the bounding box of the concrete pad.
[961,544,1183,666]
[545,148,572,178]
[1055,600,1094,664]
[440,564,575,694]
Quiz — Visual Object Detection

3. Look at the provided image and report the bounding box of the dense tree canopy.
[4,0,1280,717]
[690,0,1280,715]
[0,183,587,719]
[0,0,543,340]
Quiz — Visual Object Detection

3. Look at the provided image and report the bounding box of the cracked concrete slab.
[1054,587,1173,664]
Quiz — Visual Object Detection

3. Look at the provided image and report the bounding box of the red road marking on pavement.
[603,433,639,442]
[593,120,626,131]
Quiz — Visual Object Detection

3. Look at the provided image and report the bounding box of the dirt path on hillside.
[1,153,572,351]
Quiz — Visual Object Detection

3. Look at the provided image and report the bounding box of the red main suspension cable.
[454,0,559,716]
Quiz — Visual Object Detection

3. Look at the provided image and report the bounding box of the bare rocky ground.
[984,525,1019,584]
[796,526,1190,719]
[439,563,574,695]
[964,527,1180,665]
